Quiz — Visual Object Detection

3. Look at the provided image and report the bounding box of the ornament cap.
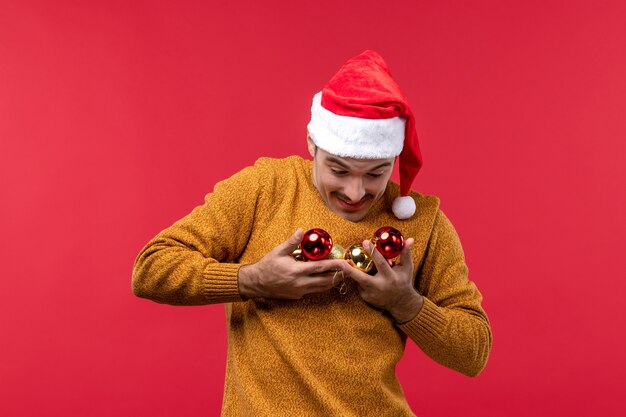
[392,196,416,219]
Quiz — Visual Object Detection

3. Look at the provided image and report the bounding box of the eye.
[367,172,383,178]
[330,169,347,176]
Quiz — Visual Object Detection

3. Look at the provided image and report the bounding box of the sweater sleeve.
[131,160,268,306]
[397,209,492,377]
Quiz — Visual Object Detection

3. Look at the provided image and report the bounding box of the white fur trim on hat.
[392,196,416,219]
[307,92,405,159]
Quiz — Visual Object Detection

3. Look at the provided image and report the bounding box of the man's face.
[308,137,395,222]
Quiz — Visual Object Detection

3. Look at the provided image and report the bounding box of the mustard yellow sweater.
[132,156,492,416]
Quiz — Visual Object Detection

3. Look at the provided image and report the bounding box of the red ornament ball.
[301,228,333,261]
[373,226,404,259]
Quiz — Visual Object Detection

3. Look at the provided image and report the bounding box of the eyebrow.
[326,156,392,171]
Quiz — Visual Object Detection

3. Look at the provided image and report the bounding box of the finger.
[299,275,335,292]
[339,260,376,287]
[363,239,393,276]
[302,259,349,275]
[275,228,304,256]
[397,237,415,270]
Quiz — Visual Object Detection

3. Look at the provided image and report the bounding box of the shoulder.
[382,184,467,265]
[207,156,310,215]
[384,181,441,221]
[217,156,308,186]
[213,156,311,202]
[409,189,441,217]
[249,155,311,186]
[376,182,442,247]
[408,189,441,239]
[252,155,310,173]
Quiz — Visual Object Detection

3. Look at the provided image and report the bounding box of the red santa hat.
[307,50,423,219]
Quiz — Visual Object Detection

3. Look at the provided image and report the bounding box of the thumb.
[276,228,304,256]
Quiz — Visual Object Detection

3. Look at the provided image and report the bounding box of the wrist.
[390,291,424,324]
[238,264,259,299]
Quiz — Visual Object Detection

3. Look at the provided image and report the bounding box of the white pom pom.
[392,196,416,219]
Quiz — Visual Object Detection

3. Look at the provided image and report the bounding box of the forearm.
[398,208,492,376]
[132,160,274,306]
[398,297,492,377]
[132,237,243,305]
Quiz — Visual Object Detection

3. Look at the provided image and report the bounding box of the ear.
[306,134,316,158]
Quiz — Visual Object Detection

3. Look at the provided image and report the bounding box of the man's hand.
[342,237,424,323]
[238,228,348,299]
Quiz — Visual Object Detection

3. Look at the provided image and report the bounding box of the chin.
[332,205,369,222]
[327,195,376,222]
[337,213,361,222]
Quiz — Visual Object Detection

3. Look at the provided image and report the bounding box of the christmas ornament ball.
[301,228,333,261]
[290,246,303,261]
[372,226,404,259]
[344,243,374,273]
[329,244,346,260]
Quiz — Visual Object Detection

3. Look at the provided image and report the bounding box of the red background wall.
[1,1,625,416]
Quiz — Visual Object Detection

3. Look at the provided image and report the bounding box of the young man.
[133,50,492,416]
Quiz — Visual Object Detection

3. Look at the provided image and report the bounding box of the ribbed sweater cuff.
[398,297,448,344]
[202,263,243,303]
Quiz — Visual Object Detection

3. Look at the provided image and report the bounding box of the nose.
[343,176,366,202]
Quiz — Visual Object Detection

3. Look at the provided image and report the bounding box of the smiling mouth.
[334,194,372,210]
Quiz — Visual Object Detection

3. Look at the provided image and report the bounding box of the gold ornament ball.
[344,243,374,273]
[329,244,346,260]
